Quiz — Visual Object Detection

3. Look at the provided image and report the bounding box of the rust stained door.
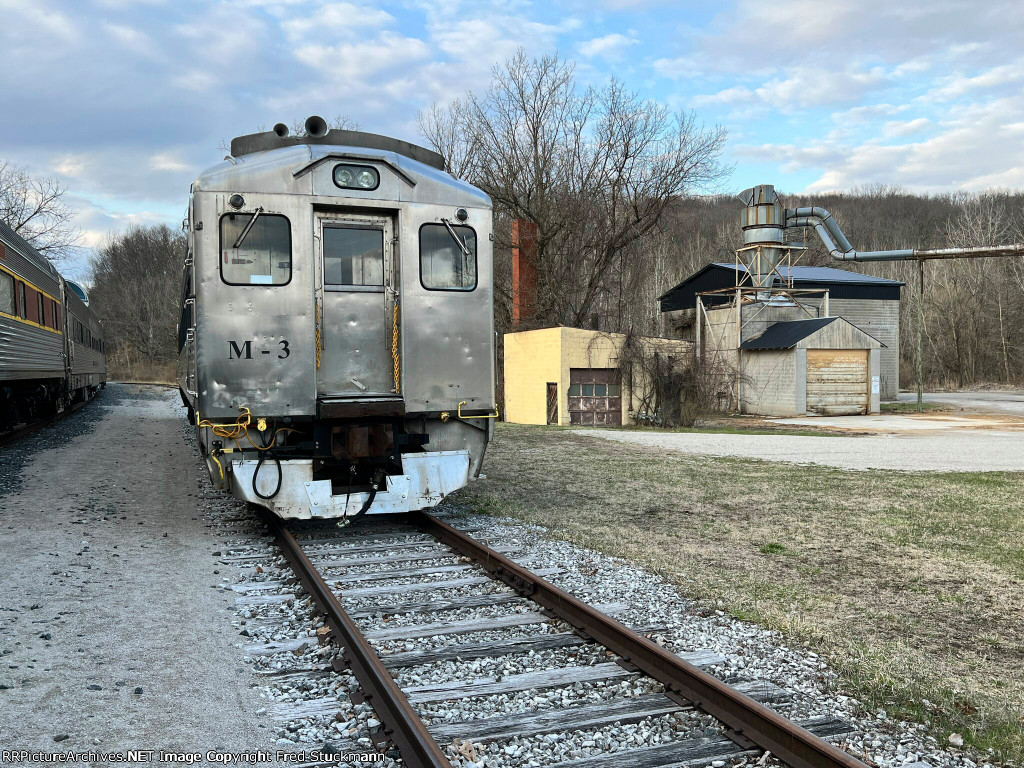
[546,383,558,424]
[567,368,622,425]
[806,349,869,415]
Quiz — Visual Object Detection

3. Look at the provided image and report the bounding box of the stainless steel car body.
[178,127,495,520]
[0,221,106,429]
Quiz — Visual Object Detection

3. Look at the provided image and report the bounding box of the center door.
[316,214,397,398]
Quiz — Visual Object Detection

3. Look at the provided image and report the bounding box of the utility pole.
[917,260,924,413]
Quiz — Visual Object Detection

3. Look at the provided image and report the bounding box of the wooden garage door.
[806,350,868,415]
[568,368,622,425]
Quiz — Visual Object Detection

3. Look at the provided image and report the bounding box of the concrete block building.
[504,327,692,425]
[737,316,882,416]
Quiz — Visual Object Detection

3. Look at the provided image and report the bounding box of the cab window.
[420,223,477,291]
[220,213,291,286]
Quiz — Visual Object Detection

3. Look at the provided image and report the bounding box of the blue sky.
[1,0,1022,281]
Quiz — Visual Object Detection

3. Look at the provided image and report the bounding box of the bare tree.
[0,160,81,261]
[89,224,185,379]
[419,50,729,330]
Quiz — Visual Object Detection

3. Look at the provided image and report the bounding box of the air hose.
[252,427,282,500]
[252,451,282,500]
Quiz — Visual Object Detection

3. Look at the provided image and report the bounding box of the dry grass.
[108,362,177,386]
[453,423,1024,763]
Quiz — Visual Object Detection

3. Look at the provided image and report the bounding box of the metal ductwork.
[783,200,1024,262]
[273,122,289,137]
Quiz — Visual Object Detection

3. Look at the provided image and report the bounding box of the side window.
[0,272,13,315]
[323,226,383,287]
[220,213,291,286]
[37,293,44,325]
[420,223,477,291]
[17,282,26,319]
[52,300,60,331]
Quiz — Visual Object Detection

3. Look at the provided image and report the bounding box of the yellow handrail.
[457,400,499,419]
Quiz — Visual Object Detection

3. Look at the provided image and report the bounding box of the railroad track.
[228,513,868,768]
[0,397,92,450]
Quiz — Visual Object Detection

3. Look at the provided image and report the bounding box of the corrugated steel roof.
[739,317,838,350]
[712,263,903,285]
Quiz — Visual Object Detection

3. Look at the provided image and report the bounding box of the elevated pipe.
[786,208,1024,262]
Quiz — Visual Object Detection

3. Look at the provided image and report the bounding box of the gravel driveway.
[573,428,1024,472]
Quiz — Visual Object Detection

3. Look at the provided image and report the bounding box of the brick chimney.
[512,219,538,327]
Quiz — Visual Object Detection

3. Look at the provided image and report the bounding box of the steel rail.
[266,518,452,768]
[413,511,869,768]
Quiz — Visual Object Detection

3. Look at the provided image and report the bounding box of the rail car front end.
[178,122,495,520]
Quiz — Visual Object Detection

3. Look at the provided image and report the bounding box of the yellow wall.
[504,327,692,426]
[503,327,563,425]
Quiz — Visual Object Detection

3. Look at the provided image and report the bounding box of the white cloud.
[281,3,394,41]
[577,33,638,59]
[736,96,1024,193]
[652,55,703,80]
[926,61,1024,101]
[693,66,888,114]
[150,153,192,172]
[882,117,930,138]
[103,23,157,57]
[170,69,217,92]
[294,32,431,78]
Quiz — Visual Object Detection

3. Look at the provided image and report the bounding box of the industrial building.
[503,327,691,425]
[659,262,903,403]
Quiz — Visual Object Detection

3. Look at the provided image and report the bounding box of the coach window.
[220,213,291,286]
[0,272,13,315]
[420,223,476,291]
[323,226,383,288]
[17,282,26,319]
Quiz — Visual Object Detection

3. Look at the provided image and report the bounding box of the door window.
[323,227,384,287]
[220,213,291,286]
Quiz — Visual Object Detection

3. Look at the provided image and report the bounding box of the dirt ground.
[0,384,272,750]
[454,423,1024,763]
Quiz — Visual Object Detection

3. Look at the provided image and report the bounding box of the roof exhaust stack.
[304,115,328,138]
[273,122,289,138]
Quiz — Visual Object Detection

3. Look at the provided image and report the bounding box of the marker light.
[333,164,379,191]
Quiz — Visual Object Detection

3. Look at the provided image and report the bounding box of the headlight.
[333,164,379,191]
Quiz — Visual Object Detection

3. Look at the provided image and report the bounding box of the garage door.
[568,368,622,425]
[806,350,868,415]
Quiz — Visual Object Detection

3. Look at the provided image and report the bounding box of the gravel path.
[0,384,272,751]
[572,428,1024,472]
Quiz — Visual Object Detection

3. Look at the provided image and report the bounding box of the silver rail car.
[178,117,495,520]
[1,220,106,430]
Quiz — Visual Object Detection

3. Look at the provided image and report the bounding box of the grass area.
[453,423,1024,764]
[881,401,953,413]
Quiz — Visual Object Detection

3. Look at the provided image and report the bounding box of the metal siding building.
[659,263,903,400]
